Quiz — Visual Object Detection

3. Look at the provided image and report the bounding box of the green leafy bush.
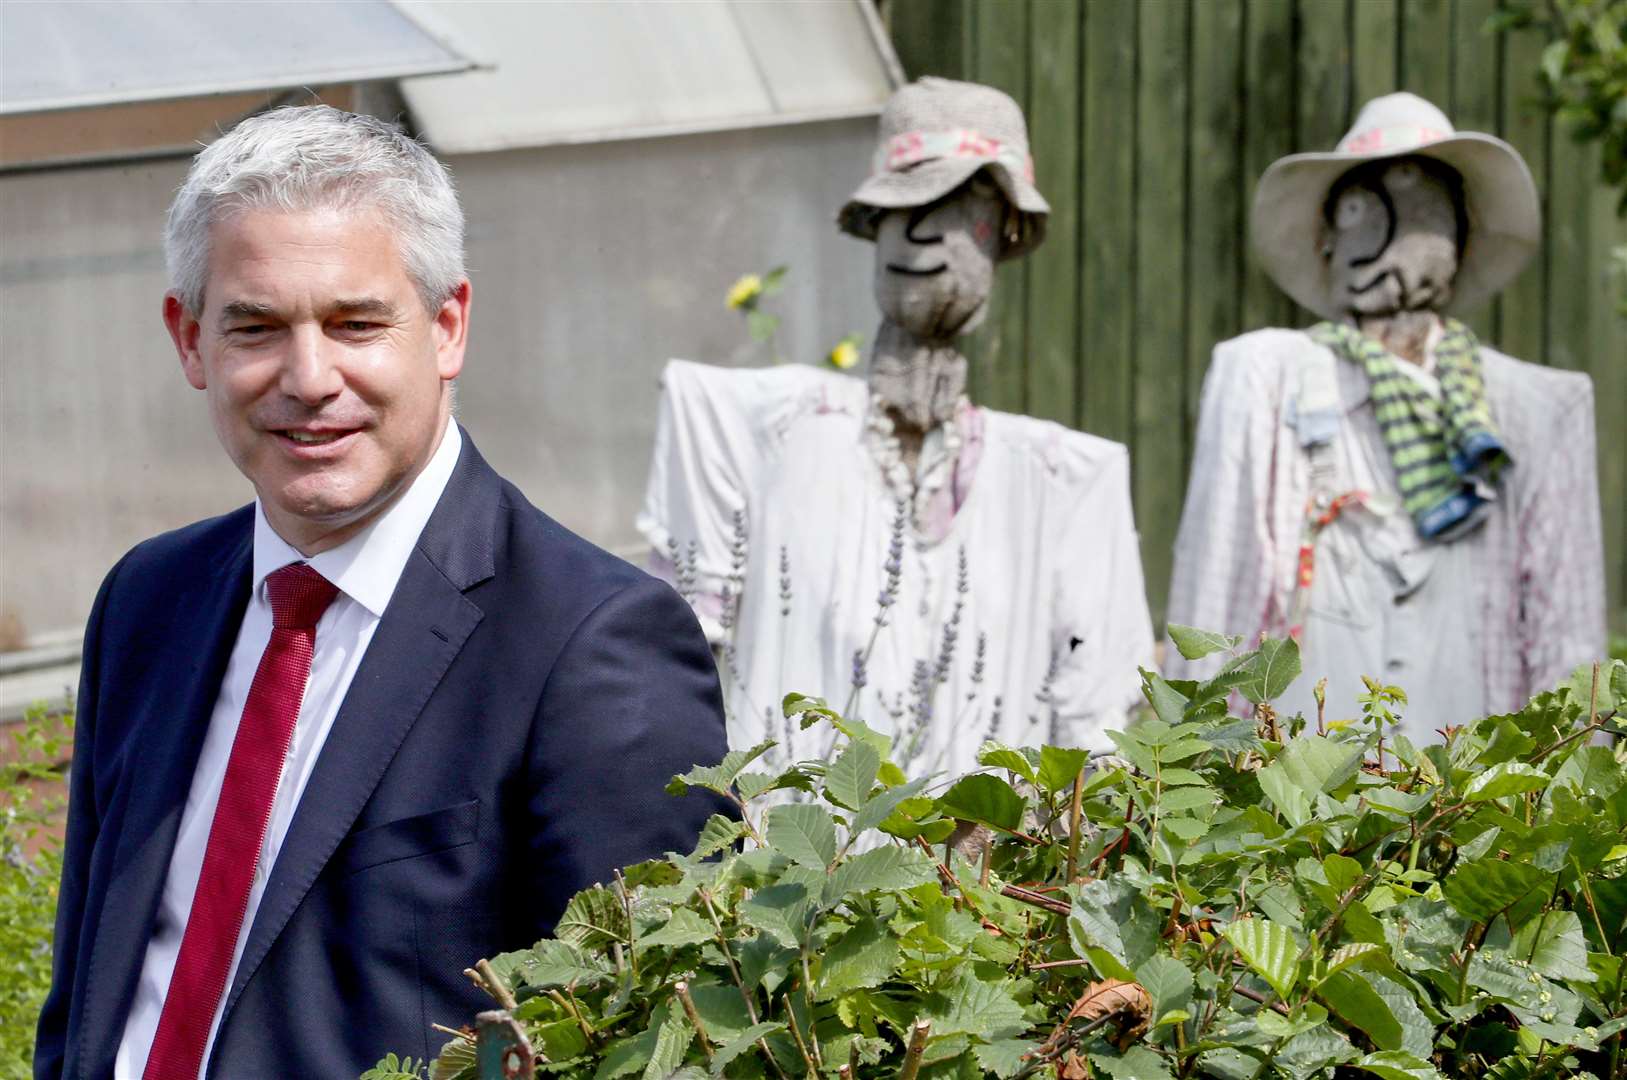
[386,638,1626,1080]
[1,700,73,1076]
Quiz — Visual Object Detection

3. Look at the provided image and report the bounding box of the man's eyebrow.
[219,300,279,321]
[330,297,400,318]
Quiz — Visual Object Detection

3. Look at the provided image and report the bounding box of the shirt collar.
[252,421,464,617]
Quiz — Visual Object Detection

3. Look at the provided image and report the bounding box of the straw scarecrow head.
[840,77,1050,342]
[1252,92,1540,321]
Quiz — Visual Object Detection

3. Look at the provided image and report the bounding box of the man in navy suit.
[35,105,729,1079]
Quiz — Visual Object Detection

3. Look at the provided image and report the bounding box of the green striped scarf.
[1309,318,1511,540]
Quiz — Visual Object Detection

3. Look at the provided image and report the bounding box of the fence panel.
[887,0,1624,632]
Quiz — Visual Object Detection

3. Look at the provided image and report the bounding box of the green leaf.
[517,940,615,989]
[1168,624,1242,661]
[638,907,714,950]
[1509,909,1594,982]
[1323,853,1362,894]
[709,1023,785,1076]
[921,969,1027,1038]
[738,882,813,948]
[1441,860,1551,922]
[1316,971,1404,1052]
[557,885,629,949]
[668,741,776,797]
[937,774,1027,832]
[689,814,746,860]
[1277,1027,1358,1076]
[1465,762,1550,801]
[1550,745,1625,800]
[1231,637,1302,704]
[816,915,899,999]
[977,742,1038,783]
[850,776,932,836]
[1224,917,1300,999]
[824,741,881,810]
[972,1038,1040,1079]
[1257,761,1312,827]
[1277,733,1365,794]
[643,1000,693,1080]
[1156,785,1217,813]
[734,934,797,992]
[1069,880,1161,981]
[823,844,935,905]
[1350,1051,1444,1080]
[595,1026,658,1080]
[1038,745,1091,794]
[1090,1046,1175,1080]
[1321,942,1381,979]
[764,803,837,870]
[1135,954,1194,1024]
[1142,672,1191,727]
[685,983,755,1042]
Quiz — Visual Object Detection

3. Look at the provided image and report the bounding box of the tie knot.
[266,563,339,630]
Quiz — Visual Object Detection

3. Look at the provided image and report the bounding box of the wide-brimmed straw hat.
[1251,92,1540,319]
[838,77,1050,259]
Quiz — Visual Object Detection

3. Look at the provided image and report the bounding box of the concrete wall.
[0,117,879,647]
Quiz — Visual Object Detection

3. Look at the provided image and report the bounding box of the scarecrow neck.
[1354,309,1441,368]
[869,320,968,479]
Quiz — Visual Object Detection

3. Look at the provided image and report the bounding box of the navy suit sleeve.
[524,575,731,933]
[35,557,122,1079]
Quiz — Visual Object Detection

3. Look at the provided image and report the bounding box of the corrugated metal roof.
[399,0,901,153]
[0,1,471,115]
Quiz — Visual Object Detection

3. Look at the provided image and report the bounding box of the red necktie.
[143,562,338,1079]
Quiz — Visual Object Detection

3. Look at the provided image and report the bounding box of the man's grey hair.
[166,105,465,315]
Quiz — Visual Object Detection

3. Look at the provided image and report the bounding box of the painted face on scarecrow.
[872,174,1006,340]
[1323,155,1465,318]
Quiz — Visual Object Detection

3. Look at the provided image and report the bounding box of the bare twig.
[898,1019,932,1080]
[675,981,715,1063]
[1228,982,1291,1017]
[1066,767,1086,883]
[548,989,596,1047]
[1001,883,1072,917]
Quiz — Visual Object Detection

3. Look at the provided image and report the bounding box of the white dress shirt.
[115,422,462,1079]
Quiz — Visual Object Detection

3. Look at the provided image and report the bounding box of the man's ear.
[164,292,207,390]
[434,279,471,382]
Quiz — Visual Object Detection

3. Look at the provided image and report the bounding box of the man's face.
[873,176,1004,339]
[1326,157,1460,317]
[165,206,469,554]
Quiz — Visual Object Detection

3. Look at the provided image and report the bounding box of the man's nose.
[279,325,344,404]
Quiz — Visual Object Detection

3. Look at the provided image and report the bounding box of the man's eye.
[338,321,378,333]
[231,324,272,336]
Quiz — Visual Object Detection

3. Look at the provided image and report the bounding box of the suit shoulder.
[495,480,665,606]
[108,505,254,589]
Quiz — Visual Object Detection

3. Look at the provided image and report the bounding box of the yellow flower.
[725,273,763,310]
[828,335,862,370]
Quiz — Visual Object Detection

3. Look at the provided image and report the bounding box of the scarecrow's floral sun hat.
[1251,91,1541,319]
[838,77,1051,260]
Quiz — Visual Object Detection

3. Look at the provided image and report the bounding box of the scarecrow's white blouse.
[1165,329,1607,743]
[639,359,1155,778]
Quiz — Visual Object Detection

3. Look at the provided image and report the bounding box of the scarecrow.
[1165,92,1606,744]
[639,78,1154,774]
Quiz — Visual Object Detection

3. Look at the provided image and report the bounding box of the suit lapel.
[222,433,501,1020]
[79,523,252,1078]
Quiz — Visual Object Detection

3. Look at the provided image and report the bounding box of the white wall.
[0,117,879,645]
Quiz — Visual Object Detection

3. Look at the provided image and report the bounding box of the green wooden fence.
[886,0,1625,635]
